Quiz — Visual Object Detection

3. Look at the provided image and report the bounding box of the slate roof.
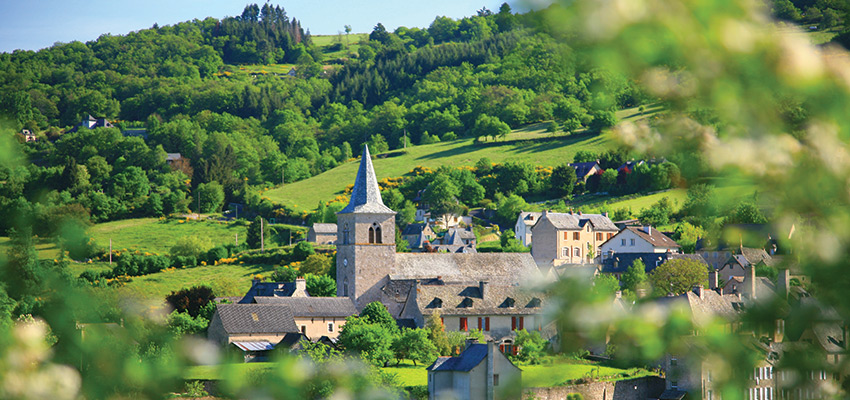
[569,161,601,179]
[311,223,338,234]
[239,281,308,303]
[165,153,182,162]
[652,290,740,328]
[427,343,488,372]
[518,212,542,227]
[338,145,395,214]
[415,282,543,316]
[617,226,680,249]
[391,253,540,284]
[276,332,309,349]
[252,297,357,318]
[215,304,298,334]
[402,223,429,236]
[536,212,619,231]
[601,253,707,274]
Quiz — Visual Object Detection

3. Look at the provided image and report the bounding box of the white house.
[514,211,542,247]
[600,226,680,257]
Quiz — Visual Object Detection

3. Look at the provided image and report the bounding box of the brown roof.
[619,226,680,249]
[536,212,619,232]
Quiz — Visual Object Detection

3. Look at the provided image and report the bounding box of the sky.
[0,0,549,53]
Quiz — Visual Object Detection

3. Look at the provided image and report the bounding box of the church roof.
[339,145,395,214]
[391,253,540,284]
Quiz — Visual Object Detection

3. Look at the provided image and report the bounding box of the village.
[202,145,839,400]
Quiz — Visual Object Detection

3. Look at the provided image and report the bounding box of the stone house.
[401,223,437,250]
[514,211,542,247]
[207,304,299,345]
[427,341,521,400]
[570,160,603,183]
[530,210,618,266]
[599,226,680,257]
[308,223,338,245]
[67,114,113,133]
[399,280,547,349]
[716,247,776,282]
[251,297,357,339]
[239,278,310,302]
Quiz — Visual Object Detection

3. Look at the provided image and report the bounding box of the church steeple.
[339,144,395,214]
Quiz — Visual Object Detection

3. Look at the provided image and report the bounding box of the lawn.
[0,236,62,260]
[383,360,428,386]
[113,262,275,303]
[88,218,249,255]
[521,361,655,387]
[313,33,369,60]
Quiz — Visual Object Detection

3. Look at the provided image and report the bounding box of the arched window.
[343,223,350,244]
[368,227,375,243]
[343,278,349,297]
[375,225,382,244]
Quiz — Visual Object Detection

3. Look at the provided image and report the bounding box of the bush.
[205,246,228,264]
[292,241,315,262]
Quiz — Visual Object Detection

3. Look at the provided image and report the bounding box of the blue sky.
[0,0,548,53]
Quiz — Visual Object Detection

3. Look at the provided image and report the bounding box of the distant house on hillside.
[402,223,437,251]
[164,153,182,165]
[67,114,113,133]
[427,341,522,400]
[308,223,337,245]
[20,129,37,142]
[569,160,602,183]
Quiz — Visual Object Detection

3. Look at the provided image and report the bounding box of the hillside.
[263,105,663,211]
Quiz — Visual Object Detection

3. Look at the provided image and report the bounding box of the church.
[336,146,548,339]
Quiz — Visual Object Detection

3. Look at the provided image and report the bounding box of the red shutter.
[460,317,468,331]
[511,317,516,331]
[478,317,482,330]
[519,317,524,330]
[440,317,444,326]
[485,317,490,331]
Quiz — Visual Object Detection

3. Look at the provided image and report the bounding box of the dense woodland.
[0,4,650,238]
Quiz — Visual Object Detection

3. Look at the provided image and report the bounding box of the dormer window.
[501,297,516,308]
[527,298,541,308]
[428,298,443,308]
[459,297,473,308]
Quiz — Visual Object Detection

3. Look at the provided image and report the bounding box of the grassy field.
[313,33,369,59]
[114,262,275,303]
[0,237,62,260]
[185,358,651,388]
[89,218,249,255]
[262,105,666,212]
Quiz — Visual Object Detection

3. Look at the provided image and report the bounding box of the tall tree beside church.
[246,216,270,249]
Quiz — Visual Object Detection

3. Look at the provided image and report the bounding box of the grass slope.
[115,263,275,303]
[263,105,665,211]
[89,218,248,255]
[265,130,615,211]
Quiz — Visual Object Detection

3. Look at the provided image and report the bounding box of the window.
[573,232,580,240]
[671,381,678,389]
[328,322,334,332]
[375,225,382,244]
[563,232,568,240]
[511,317,517,330]
[562,247,569,257]
[460,317,468,331]
[621,239,626,246]
[494,374,500,386]
[671,357,678,367]
[574,247,581,259]
[518,316,524,330]
[485,317,490,331]
[301,326,306,335]
[630,238,635,246]
[343,223,350,244]
[368,227,375,243]
[596,233,603,241]
[343,278,348,297]
[608,233,613,239]
[478,317,483,330]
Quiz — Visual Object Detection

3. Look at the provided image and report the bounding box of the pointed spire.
[339,144,395,214]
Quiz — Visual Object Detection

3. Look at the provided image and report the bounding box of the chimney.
[615,290,622,299]
[693,285,704,299]
[708,270,718,290]
[479,281,488,299]
[777,269,790,299]
[602,212,608,218]
[295,277,307,295]
[486,340,496,400]
[569,209,573,215]
[577,210,582,216]
[747,265,757,299]
[770,244,777,256]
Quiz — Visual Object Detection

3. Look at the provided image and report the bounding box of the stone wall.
[524,376,665,400]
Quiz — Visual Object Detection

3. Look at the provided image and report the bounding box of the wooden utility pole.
[235,233,238,246]
[109,238,112,265]
[282,168,285,186]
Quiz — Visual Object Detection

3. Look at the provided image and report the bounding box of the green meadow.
[88,218,249,255]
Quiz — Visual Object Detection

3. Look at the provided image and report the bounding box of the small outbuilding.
[427,341,521,400]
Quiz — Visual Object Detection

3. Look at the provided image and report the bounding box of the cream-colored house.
[427,341,521,400]
[514,211,541,247]
[252,297,356,339]
[308,223,338,245]
[207,304,299,345]
[530,211,618,266]
[600,226,680,256]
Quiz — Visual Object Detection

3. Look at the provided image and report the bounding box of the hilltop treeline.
[0,4,650,243]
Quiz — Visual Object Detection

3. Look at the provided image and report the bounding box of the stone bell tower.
[336,144,396,310]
